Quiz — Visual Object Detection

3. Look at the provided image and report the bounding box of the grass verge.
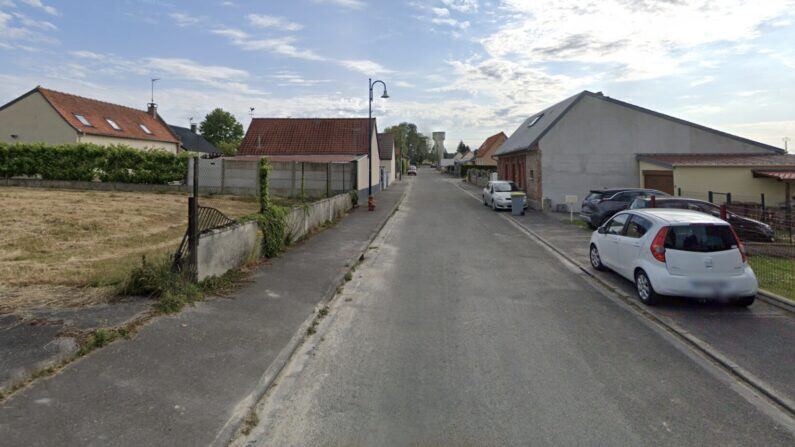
[748,255,795,301]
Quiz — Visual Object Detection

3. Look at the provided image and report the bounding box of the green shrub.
[0,142,188,184]
[119,256,201,313]
[349,189,358,206]
[250,157,288,258]
[460,165,497,178]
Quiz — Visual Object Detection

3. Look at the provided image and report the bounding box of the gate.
[172,157,238,280]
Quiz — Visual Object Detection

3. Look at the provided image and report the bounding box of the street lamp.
[368,78,389,211]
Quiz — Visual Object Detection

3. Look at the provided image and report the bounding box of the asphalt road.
[241,169,794,446]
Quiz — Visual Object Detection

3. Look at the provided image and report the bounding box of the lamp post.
[368,78,389,211]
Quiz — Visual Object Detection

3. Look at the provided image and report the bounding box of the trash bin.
[511,192,526,216]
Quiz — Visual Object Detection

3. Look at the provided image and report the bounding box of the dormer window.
[74,114,92,127]
[527,113,544,128]
[105,118,122,131]
[139,123,153,134]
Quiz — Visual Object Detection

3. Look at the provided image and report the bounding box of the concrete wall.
[0,91,77,144]
[197,221,259,281]
[187,158,261,196]
[80,134,179,154]
[539,94,777,211]
[268,161,356,198]
[284,193,353,242]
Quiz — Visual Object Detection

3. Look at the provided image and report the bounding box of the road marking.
[453,178,795,430]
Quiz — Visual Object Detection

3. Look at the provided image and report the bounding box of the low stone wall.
[197,221,259,281]
[285,193,353,242]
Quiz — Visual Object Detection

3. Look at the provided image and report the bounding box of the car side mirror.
[597,226,608,234]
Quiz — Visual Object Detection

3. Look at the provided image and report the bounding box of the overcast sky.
[1,0,793,150]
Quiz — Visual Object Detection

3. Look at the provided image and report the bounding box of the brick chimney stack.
[190,123,198,133]
[147,102,157,119]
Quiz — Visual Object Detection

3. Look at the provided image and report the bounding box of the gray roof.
[377,133,394,160]
[169,125,221,155]
[494,91,784,157]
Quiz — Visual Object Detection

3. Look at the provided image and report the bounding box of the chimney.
[190,123,198,133]
[147,102,157,119]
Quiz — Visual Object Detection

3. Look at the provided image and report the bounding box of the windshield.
[494,183,519,192]
[664,224,738,252]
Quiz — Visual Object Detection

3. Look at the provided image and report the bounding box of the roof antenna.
[148,78,160,118]
[249,107,255,119]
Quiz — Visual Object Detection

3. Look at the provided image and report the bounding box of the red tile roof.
[753,170,795,181]
[638,153,795,167]
[29,87,178,144]
[474,131,507,159]
[239,118,374,156]
[230,154,362,163]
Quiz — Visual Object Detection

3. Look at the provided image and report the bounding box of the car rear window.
[494,183,519,192]
[664,224,738,252]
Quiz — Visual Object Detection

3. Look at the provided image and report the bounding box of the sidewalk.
[0,182,408,446]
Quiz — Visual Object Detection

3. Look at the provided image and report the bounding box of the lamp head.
[381,89,389,99]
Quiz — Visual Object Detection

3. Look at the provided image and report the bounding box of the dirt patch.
[0,187,259,313]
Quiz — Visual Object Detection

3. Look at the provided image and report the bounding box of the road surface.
[241,169,794,446]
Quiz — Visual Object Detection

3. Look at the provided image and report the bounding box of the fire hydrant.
[368,195,376,211]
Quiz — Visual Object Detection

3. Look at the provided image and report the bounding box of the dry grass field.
[0,187,259,313]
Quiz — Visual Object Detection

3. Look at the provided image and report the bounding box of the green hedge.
[0,142,188,184]
[460,165,497,178]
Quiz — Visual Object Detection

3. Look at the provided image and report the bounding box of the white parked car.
[482,180,527,211]
[588,209,757,306]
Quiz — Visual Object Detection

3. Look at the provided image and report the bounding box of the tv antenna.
[150,78,160,104]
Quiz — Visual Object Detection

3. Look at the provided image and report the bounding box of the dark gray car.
[579,188,670,228]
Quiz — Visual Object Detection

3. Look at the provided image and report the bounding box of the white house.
[377,133,396,189]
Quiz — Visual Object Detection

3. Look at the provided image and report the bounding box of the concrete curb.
[213,184,410,446]
[503,212,795,419]
[757,290,795,313]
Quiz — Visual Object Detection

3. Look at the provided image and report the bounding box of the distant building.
[238,118,382,195]
[473,132,507,166]
[495,90,783,210]
[169,123,222,157]
[377,133,396,188]
[0,86,179,153]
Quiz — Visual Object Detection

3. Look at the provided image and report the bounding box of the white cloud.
[432,7,449,17]
[394,80,414,88]
[690,76,715,87]
[272,71,330,87]
[145,58,249,83]
[314,0,365,9]
[734,90,766,97]
[725,120,795,148]
[170,12,202,27]
[483,0,792,81]
[212,28,325,61]
[441,0,478,12]
[69,50,104,60]
[20,0,57,16]
[431,17,470,29]
[340,59,392,75]
[247,14,303,31]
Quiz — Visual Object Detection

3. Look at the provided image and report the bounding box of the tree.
[456,141,470,155]
[384,122,432,165]
[199,108,244,148]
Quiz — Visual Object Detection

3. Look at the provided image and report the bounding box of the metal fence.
[678,189,794,299]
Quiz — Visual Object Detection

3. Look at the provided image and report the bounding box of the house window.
[105,118,122,131]
[139,123,153,134]
[527,113,544,128]
[74,114,92,127]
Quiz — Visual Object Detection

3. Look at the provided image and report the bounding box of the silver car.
[482,181,527,211]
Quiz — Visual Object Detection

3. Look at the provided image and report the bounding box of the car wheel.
[483,196,487,206]
[734,295,756,307]
[491,200,496,211]
[589,244,606,271]
[634,270,661,306]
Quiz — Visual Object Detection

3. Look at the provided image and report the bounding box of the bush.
[252,157,287,258]
[118,256,201,313]
[0,142,188,184]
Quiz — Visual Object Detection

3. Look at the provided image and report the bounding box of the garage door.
[643,170,674,195]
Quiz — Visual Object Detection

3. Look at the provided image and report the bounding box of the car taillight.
[650,226,668,263]
[728,225,747,263]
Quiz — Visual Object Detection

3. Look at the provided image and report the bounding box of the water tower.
[432,131,446,163]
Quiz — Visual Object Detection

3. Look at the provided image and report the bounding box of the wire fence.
[677,189,793,299]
